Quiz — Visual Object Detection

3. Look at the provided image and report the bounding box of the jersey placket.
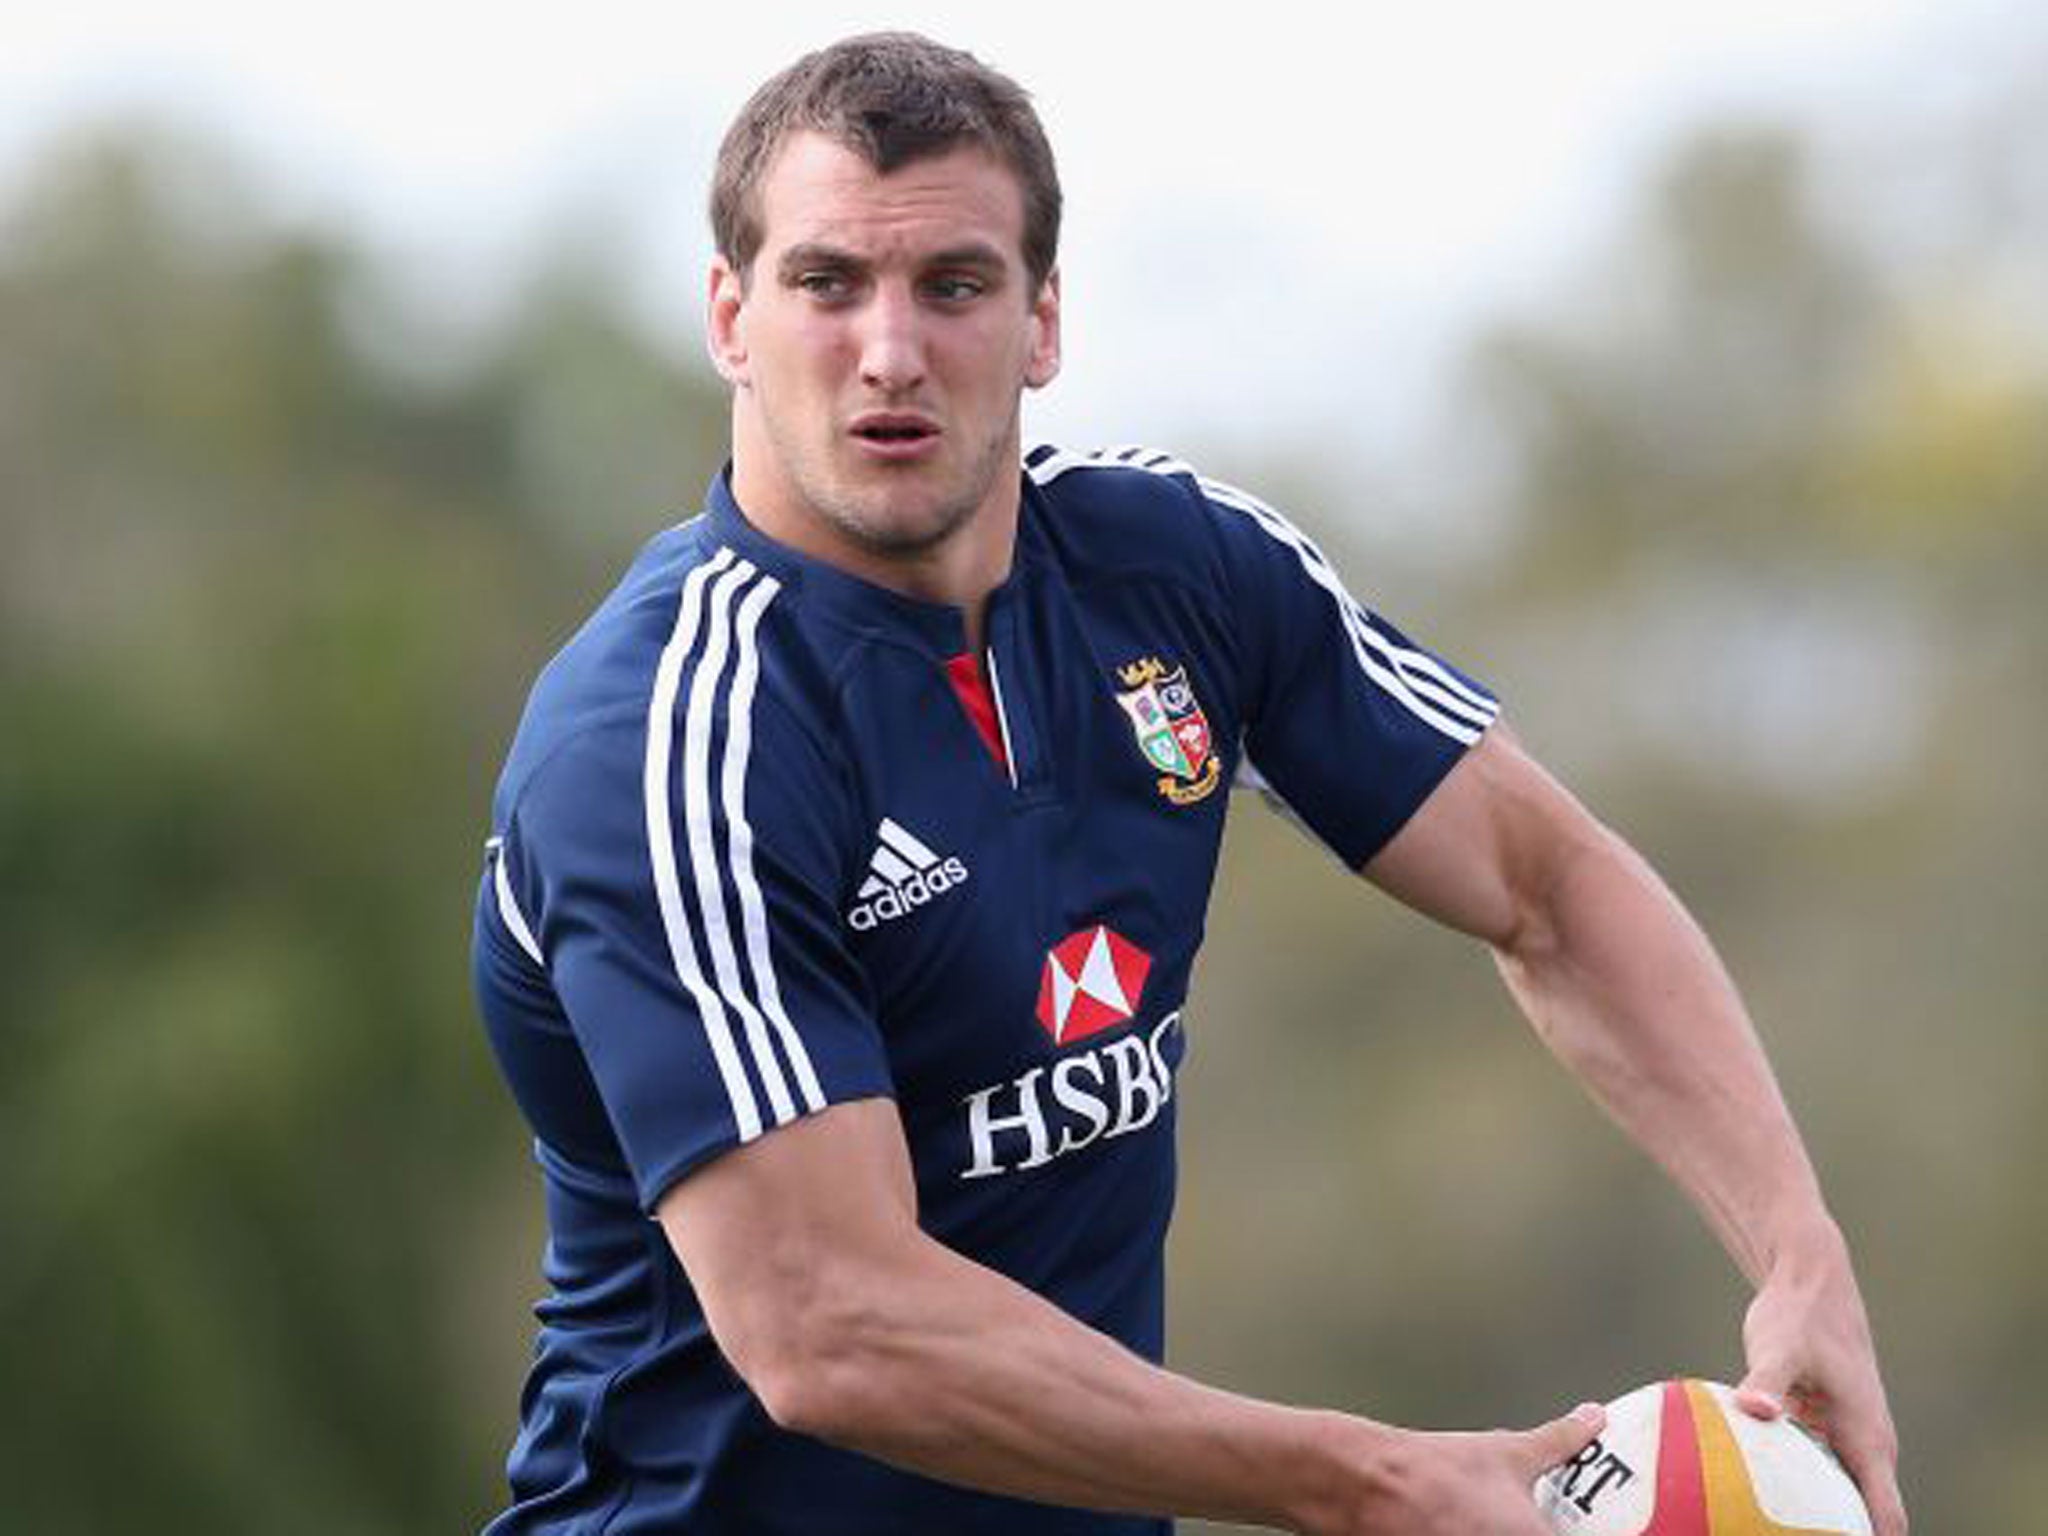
[979,580,1053,805]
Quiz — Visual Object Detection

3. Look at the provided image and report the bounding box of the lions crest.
[1114,656,1222,807]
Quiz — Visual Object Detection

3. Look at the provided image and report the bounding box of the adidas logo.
[847,818,970,931]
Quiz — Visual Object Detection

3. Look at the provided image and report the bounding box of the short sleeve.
[499,612,890,1211]
[1202,475,1501,866]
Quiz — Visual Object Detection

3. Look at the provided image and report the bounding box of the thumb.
[1736,1357,1794,1422]
[1521,1401,1607,1476]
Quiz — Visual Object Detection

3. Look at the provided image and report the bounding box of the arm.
[658,1096,1602,1536]
[1361,723,1905,1536]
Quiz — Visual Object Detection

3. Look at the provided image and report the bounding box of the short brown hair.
[710,32,1062,292]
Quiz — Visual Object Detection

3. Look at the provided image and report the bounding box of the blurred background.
[2,2,2042,1531]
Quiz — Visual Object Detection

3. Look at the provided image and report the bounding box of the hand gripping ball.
[1535,1379,1872,1536]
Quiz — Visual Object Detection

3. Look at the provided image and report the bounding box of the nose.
[857,285,927,394]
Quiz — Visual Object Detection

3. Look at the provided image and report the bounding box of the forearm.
[1364,730,1901,1534]
[1490,823,1831,1283]
[1502,832,1906,1533]
[669,1100,1386,1531]
[672,1095,1589,1536]
[768,1229,1363,1531]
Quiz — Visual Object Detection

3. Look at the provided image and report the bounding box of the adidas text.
[848,856,970,931]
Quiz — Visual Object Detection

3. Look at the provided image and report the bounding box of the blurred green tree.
[0,124,727,1533]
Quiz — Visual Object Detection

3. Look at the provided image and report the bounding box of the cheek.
[753,312,848,388]
[788,312,852,360]
[759,357,846,432]
[946,321,1038,390]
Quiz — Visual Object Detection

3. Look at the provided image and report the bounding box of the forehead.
[753,131,1028,265]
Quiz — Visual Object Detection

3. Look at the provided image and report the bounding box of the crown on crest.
[1117,656,1168,689]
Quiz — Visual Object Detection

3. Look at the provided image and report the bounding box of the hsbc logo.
[961,1012,1183,1180]
[1036,925,1152,1045]
[962,925,1177,1181]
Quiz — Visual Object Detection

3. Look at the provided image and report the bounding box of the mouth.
[849,413,941,456]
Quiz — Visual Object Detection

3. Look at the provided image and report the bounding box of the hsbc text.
[960,1013,1182,1179]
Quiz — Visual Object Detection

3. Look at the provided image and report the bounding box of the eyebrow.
[774,241,1010,281]
[776,243,859,281]
[922,242,1009,274]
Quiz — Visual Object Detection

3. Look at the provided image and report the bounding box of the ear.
[1023,268,1062,391]
[706,256,751,387]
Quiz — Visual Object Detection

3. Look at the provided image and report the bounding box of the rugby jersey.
[471,445,1499,1534]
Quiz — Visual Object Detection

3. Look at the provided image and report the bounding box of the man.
[472,32,1905,1536]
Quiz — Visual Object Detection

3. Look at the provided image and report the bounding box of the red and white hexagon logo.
[1035,926,1152,1046]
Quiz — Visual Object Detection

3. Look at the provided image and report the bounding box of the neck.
[729,413,1019,655]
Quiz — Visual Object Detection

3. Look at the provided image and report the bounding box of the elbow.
[718,1295,899,1444]
[1490,871,1568,980]
[746,1349,865,1442]
[749,1367,835,1439]
[1491,819,1634,976]
[1491,892,1556,974]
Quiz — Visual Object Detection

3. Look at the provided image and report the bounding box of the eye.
[793,269,855,302]
[922,273,988,304]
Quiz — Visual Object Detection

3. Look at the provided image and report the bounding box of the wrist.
[1756,1205,1848,1287]
[1281,1410,1404,1536]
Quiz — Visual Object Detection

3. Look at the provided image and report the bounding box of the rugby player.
[472,31,1905,1536]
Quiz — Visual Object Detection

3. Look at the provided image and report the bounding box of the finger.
[1828,1415,1908,1536]
[1520,1402,1607,1476]
[1853,1458,1908,1536]
[1830,1439,1906,1536]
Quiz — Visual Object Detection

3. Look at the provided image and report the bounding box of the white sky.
[0,0,2024,474]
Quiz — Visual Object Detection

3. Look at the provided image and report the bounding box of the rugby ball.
[1535,1379,1872,1536]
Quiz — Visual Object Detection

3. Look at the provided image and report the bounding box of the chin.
[840,500,976,558]
[820,471,981,552]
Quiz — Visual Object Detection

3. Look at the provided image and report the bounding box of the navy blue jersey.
[472,445,1498,1533]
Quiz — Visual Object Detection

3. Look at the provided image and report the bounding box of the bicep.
[1358,723,1609,949]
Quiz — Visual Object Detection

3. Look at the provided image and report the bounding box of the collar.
[703,464,1048,657]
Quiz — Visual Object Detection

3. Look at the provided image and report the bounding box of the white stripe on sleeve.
[645,548,766,1142]
[1032,444,1499,745]
[724,573,826,1114]
[1197,477,1497,743]
[681,560,798,1128]
[491,841,545,967]
[1025,445,1496,743]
